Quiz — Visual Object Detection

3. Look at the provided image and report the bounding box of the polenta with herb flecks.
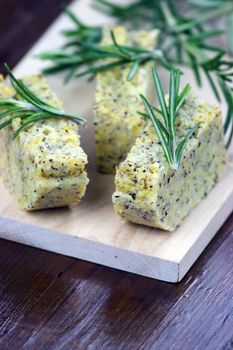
[112,92,228,231]
[94,26,159,173]
[0,75,89,210]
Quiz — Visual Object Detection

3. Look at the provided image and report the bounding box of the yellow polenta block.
[94,26,159,173]
[0,75,89,210]
[112,92,228,231]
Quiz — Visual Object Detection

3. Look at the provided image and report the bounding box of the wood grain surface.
[0,1,233,349]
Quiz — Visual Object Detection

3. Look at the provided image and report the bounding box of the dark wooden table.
[0,1,233,349]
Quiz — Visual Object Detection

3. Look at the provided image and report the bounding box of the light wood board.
[0,0,233,282]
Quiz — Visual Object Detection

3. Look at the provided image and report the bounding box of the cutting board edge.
[178,189,233,281]
[0,216,180,283]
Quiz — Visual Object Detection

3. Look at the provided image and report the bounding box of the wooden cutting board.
[0,0,232,283]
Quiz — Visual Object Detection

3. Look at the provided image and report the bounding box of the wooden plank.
[1,220,233,350]
[0,0,232,283]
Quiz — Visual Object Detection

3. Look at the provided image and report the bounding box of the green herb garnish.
[140,67,195,170]
[0,64,85,139]
[38,30,172,82]
[93,0,233,148]
[62,6,102,47]
[38,2,233,147]
[92,0,156,26]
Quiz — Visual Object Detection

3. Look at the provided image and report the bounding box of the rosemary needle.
[140,67,195,170]
[0,64,85,139]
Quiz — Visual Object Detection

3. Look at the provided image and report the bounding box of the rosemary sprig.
[62,6,102,46]
[38,30,173,82]
[140,67,195,170]
[0,64,85,139]
[200,52,233,147]
[187,0,233,55]
[95,0,233,38]
[37,6,103,83]
[92,0,233,147]
[38,3,233,147]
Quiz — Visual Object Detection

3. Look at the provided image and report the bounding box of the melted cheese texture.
[94,26,159,173]
[112,92,228,231]
[0,75,89,210]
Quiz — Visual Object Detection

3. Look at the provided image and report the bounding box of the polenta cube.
[112,92,228,231]
[94,26,159,173]
[0,75,89,210]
